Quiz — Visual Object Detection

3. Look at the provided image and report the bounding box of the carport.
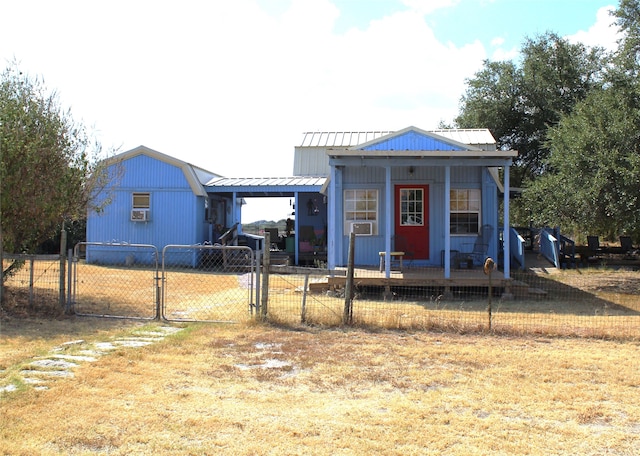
[205,176,327,266]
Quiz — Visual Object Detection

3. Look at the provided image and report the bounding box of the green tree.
[0,64,111,254]
[455,32,605,187]
[519,0,640,240]
[521,86,640,239]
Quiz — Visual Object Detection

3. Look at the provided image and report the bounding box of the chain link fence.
[161,245,255,323]
[4,241,638,340]
[263,263,640,339]
[1,254,62,315]
[68,243,256,323]
[72,243,160,319]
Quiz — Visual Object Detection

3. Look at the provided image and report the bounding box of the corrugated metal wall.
[293,147,330,176]
[87,155,204,256]
[362,130,464,151]
[335,165,497,267]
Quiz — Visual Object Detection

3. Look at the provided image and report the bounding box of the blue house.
[292,126,517,278]
[86,145,223,265]
[87,127,517,278]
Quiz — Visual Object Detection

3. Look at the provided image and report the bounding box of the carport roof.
[205,176,327,197]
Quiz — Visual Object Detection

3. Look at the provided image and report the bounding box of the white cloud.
[566,5,621,51]
[0,1,485,175]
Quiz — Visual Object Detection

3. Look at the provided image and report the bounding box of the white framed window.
[131,192,151,222]
[344,189,378,235]
[450,189,480,234]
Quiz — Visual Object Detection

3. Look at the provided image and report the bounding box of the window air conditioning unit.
[350,221,373,236]
[131,209,150,222]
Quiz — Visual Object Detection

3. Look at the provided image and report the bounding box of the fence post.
[66,249,73,314]
[343,232,355,325]
[484,257,496,331]
[260,232,270,320]
[59,226,67,309]
[254,249,261,315]
[301,273,309,323]
[29,257,34,308]
[155,247,161,321]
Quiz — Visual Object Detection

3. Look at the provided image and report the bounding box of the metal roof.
[298,131,393,147]
[205,176,327,197]
[298,128,496,150]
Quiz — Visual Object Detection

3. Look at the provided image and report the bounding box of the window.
[450,189,480,234]
[131,192,151,221]
[344,189,378,235]
[132,192,150,209]
[400,188,424,226]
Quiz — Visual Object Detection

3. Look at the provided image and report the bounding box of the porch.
[298,266,526,298]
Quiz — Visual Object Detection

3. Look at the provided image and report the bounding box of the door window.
[400,188,424,226]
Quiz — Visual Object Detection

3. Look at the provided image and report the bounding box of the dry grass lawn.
[1,318,640,455]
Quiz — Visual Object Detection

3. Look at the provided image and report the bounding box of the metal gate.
[161,244,256,323]
[71,242,256,322]
[71,242,160,319]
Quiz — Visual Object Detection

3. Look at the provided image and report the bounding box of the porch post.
[503,164,511,279]
[384,165,392,278]
[444,166,451,279]
[294,191,299,266]
[327,167,336,270]
[232,191,239,232]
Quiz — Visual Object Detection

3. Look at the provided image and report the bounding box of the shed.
[86,145,220,266]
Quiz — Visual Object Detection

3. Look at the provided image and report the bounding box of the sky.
[0,0,622,223]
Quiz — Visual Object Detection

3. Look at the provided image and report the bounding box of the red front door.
[395,185,429,259]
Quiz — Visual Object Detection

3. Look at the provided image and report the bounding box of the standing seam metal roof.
[205,176,326,187]
[298,129,496,150]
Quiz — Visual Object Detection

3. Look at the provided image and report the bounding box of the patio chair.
[620,235,633,254]
[587,235,602,253]
[585,235,603,264]
[453,224,493,269]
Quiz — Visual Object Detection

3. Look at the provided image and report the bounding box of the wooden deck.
[271,264,533,298]
[325,267,513,289]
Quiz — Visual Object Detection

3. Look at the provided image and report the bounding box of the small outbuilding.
[86,145,222,265]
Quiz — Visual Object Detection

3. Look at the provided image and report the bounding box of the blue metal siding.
[120,155,192,189]
[86,155,204,265]
[362,131,465,152]
[333,165,499,267]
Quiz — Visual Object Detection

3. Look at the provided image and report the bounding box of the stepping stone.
[30,359,79,369]
[50,354,98,362]
[22,378,47,385]
[21,370,74,378]
[94,342,118,351]
[113,339,153,347]
[0,384,18,393]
